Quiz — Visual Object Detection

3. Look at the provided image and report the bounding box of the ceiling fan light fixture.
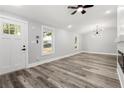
[68,25,72,29]
[77,7,83,12]
[68,5,94,15]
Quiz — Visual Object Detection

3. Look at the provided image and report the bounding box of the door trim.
[0,14,29,73]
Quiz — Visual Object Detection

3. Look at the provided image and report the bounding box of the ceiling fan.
[67,5,94,15]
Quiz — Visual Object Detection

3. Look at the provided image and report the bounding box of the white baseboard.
[117,62,124,88]
[28,51,117,68]
[82,51,117,56]
[28,51,82,68]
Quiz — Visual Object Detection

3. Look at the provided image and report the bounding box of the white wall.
[117,6,124,88]
[80,17,117,54]
[81,27,117,54]
[0,8,117,66]
[117,6,124,53]
[0,11,82,65]
[28,21,82,64]
[117,6,124,36]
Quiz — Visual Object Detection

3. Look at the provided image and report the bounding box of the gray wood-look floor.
[0,53,121,88]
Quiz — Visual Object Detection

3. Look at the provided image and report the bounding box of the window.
[42,26,54,55]
[74,35,79,49]
[3,23,21,36]
[3,24,9,34]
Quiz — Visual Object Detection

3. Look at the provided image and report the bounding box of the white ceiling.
[0,5,117,31]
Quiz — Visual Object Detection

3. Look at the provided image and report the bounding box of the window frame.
[2,23,21,36]
[74,35,79,50]
[1,19,22,39]
[41,25,55,56]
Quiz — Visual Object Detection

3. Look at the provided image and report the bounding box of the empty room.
[0,5,124,88]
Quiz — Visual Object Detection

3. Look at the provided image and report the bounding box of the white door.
[0,16,28,75]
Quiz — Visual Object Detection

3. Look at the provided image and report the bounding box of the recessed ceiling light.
[68,25,72,29]
[105,10,111,14]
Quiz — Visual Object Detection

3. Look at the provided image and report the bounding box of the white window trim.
[41,25,55,56]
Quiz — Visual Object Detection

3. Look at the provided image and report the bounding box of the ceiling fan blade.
[71,10,77,15]
[81,10,86,14]
[78,5,83,7]
[68,6,78,9]
[83,5,94,8]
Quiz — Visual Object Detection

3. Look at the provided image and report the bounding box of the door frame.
[0,14,29,69]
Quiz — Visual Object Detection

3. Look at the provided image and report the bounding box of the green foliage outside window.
[3,23,21,35]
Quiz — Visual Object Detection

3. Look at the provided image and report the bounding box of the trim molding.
[117,62,124,88]
[81,51,117,56]
[117,69,123,88]
[28,51,82,68]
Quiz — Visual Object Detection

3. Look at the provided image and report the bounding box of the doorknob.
[22,45,26,51]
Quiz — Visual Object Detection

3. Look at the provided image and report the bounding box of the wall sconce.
[93,24,103,37]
